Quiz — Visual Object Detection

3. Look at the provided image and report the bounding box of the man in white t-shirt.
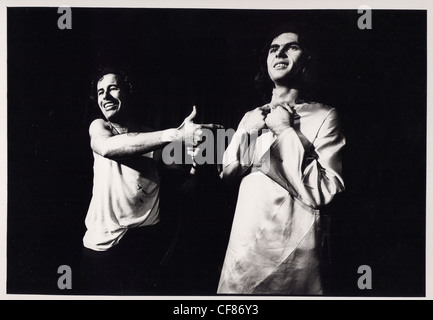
[80,67,221,294]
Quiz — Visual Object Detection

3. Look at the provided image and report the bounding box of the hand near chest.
[265,104,294,136]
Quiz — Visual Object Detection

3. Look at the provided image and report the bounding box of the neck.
[271,86,301,106]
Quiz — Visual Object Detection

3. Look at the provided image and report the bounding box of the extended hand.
[177,106,223,147]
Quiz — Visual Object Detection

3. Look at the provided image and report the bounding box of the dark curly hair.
[89,66,133,105]
[254,22,319,103]
[83,65,137,130]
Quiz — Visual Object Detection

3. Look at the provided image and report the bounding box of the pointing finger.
[200,123,224,130]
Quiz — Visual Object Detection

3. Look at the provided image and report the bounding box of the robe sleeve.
[266,108,346,209]
[220,128,259,180]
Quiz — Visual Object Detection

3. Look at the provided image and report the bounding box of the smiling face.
[266,32,305,86]
[96,73,125,122]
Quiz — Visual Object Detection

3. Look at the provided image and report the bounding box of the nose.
[275,48,287,58]
[102,90,112,101]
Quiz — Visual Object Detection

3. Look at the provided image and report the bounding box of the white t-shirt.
[83,151,161,251]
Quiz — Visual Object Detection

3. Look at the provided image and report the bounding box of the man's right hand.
[176,106,223,147]
[237,105,271,135]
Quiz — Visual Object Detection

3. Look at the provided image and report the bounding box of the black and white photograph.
[2,1,431,301]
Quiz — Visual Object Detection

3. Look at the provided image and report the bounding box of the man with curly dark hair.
[80,66,221,295]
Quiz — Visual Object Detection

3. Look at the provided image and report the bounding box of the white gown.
[217,102,346,295]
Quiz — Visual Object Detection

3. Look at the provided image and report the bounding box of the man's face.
[267,32,305,85]
[97,73,124,121]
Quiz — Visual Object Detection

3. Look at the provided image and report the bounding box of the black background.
[7,8,426,297]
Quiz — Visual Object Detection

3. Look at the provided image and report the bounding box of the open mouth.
[274,62,289,69]
[104,102,118,110]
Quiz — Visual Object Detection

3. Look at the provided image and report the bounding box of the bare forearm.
[93,129,178,160]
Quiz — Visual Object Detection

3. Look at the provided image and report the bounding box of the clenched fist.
[238,105,271,135]
[265,104,293,136]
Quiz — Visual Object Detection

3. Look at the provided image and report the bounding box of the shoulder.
[298,101,341,122]
[297,101,343,134]
[89,118,112,136]
[298,101,334,114]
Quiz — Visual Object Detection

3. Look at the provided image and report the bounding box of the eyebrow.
[269,41,300,49]
[97,84,119,92]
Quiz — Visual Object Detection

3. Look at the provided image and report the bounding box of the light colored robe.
[217,102,346,295]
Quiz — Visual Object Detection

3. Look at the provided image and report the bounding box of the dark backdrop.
[7,8,426,296]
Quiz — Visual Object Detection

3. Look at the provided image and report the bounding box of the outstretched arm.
[90,106,221,160]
